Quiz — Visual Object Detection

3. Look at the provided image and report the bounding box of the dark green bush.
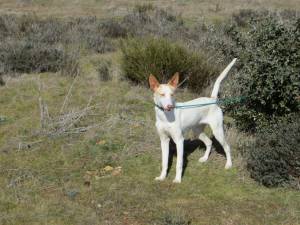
[161,215,191,225]
[133,3,155,14]
[120,37,218,93]
[100,19,127,38]
[0,40,64,73]
[0,14,115,75]
[227,16,300,131]
[247,114,300,188]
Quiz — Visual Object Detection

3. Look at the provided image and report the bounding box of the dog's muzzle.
[164,104,174,111]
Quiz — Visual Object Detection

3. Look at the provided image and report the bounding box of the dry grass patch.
[1,0,300,21]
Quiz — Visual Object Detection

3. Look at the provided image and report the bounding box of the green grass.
[0,53,300,225]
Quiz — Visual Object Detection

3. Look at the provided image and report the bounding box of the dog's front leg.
[173,137,184,183]
[155,135,170,181]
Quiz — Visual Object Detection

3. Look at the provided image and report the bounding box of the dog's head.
[148,73,179,111]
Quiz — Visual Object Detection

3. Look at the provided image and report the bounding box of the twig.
[17,140,44,151]
[60,74,79,114]
[177,73,190,88]
[37,76,46,129]
[64,96,93,131]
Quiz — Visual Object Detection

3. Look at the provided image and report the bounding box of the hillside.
[0,1,300,225]
[1,0,300,20]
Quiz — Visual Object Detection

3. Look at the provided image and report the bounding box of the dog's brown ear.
[168,72,179,88]
[149,74,160,91]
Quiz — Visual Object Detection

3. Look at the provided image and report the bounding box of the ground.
[0,1,300,224]
[1,52,300,225]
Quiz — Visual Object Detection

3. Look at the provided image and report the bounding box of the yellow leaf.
[103,165,114,172]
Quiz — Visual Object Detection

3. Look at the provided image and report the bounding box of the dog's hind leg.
[198,133,212,163]
[209,121,232,169]
[193,126,212,163]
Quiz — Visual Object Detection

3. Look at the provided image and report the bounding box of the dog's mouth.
[164,105,174,111]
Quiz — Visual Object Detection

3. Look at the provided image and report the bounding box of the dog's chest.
[155,120,181,137]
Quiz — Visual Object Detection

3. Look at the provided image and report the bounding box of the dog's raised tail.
[211,58,237,98]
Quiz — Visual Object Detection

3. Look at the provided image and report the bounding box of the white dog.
[149,58,237,183]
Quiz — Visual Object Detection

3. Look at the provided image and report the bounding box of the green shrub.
[120,37,218,93]
[0,14,115,75]
[100,19,127,38]
[247,114,300,188]
[0,40,64,73]
[227,16,300,131]
[133,3,155,14]
[72,17,114,53]
[97,59,112,81]
[161,215,191,225]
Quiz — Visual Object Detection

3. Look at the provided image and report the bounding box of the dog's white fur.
[149,58,237,183]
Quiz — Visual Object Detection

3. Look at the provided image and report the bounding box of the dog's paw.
[172,178,181,183]
[225,162,232,169]
[155,176,165,181]
[198,156,208,163]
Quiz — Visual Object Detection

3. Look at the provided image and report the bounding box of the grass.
[1,0,300,21]
[0,1,300,224]
[1,52,300,225]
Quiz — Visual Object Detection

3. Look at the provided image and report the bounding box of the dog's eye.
[160,93,165,97]
[171,93,174,96]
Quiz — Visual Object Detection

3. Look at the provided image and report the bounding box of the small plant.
[160,210,191,225]
[247,114,300,188]
[133,3,155,14]
[120,37,218,93]
[97,59,112,81]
